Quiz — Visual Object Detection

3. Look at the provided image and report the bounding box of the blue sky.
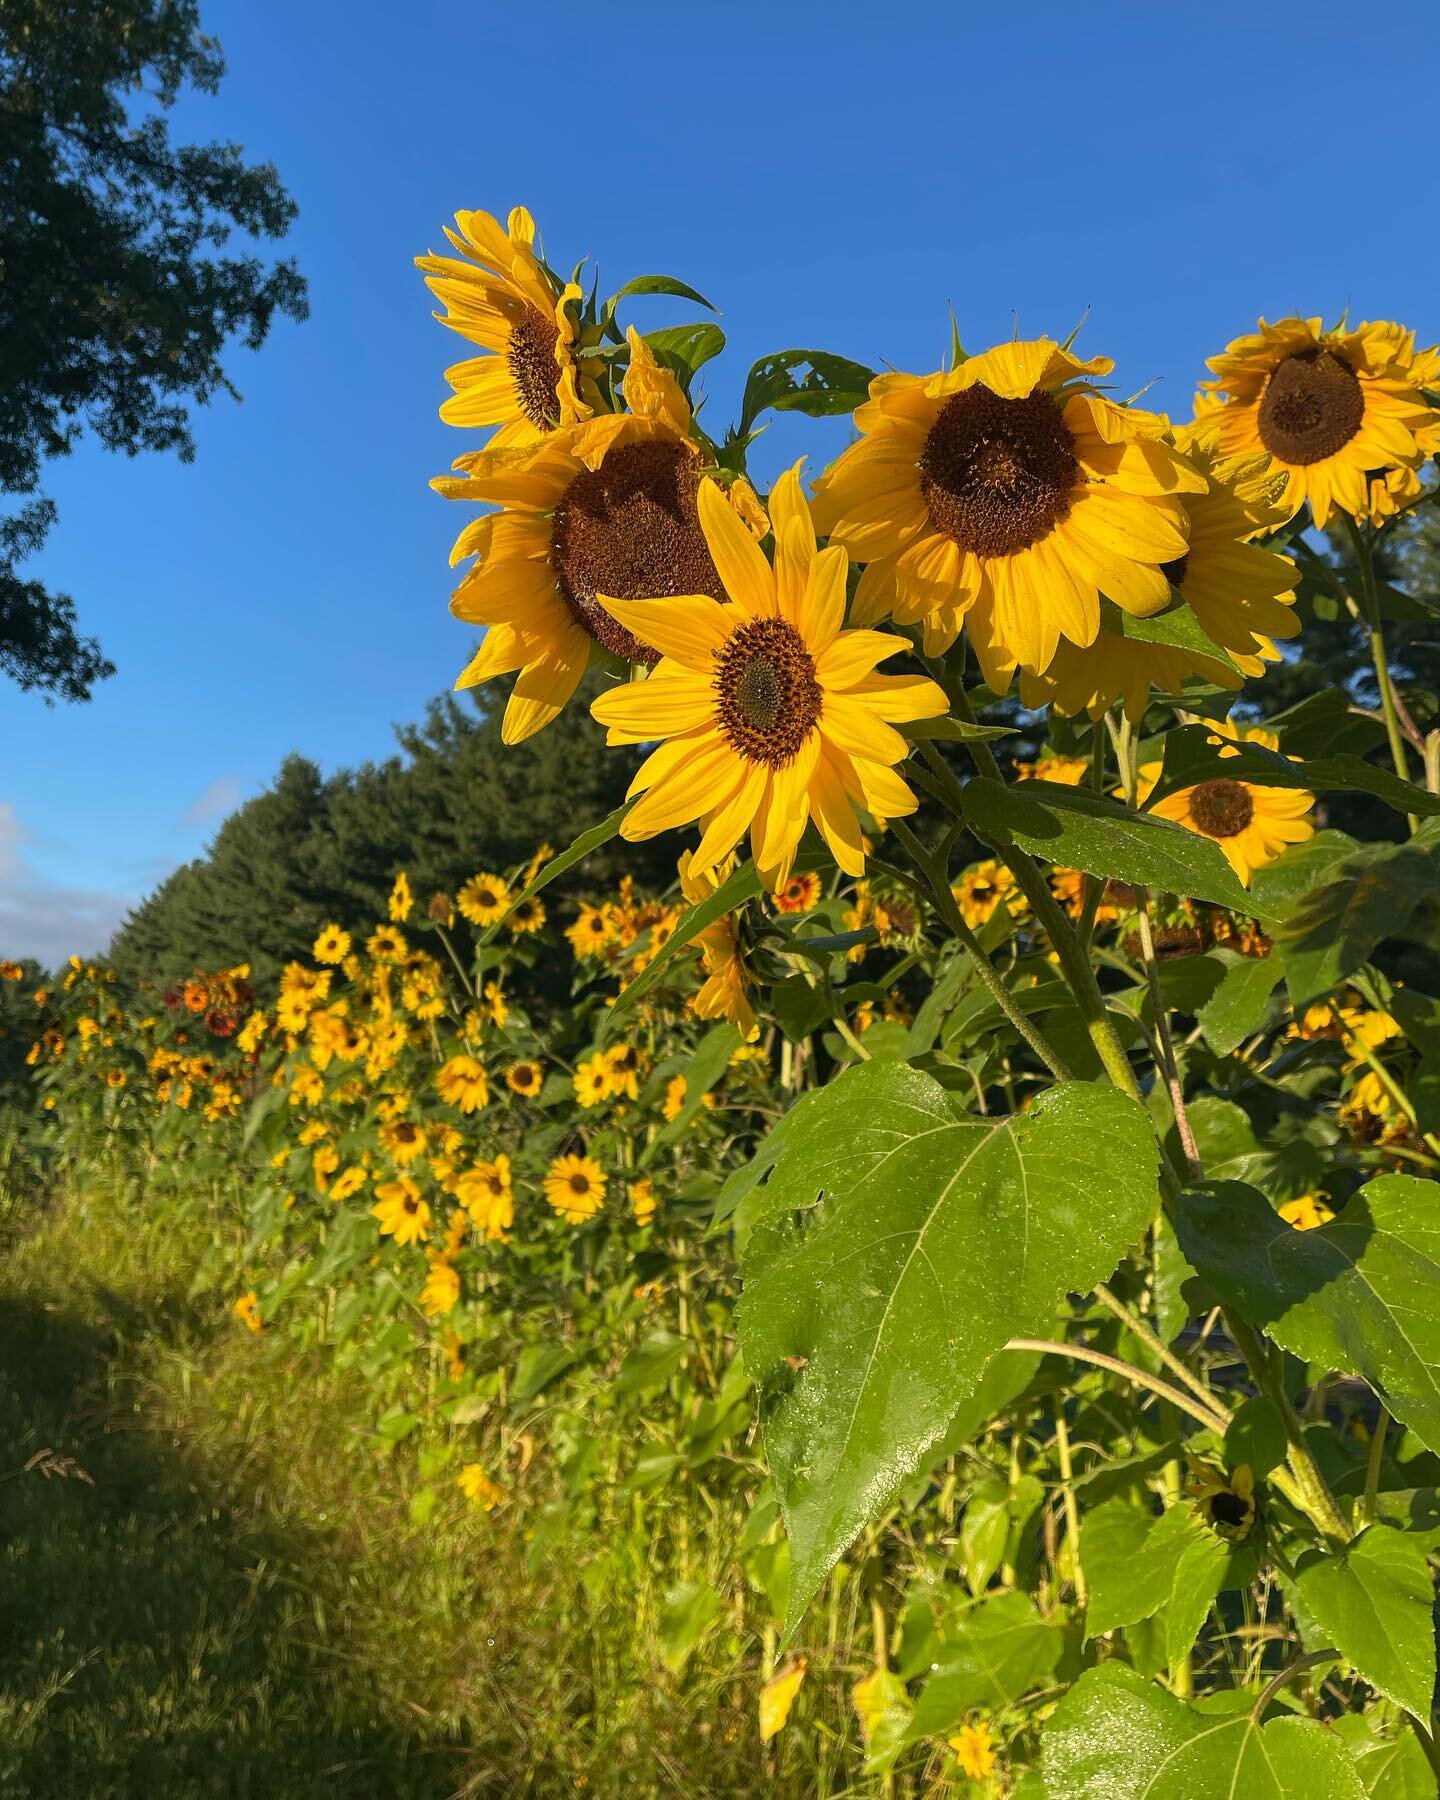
[5,0,1439,965]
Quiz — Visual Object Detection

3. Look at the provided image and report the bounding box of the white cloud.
[0,803,135,970]
[180,774,242,830]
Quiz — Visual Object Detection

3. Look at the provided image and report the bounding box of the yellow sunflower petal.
[698,478,776,616]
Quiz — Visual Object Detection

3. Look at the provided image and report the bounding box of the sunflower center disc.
[550,441,725,664]
[569,1174,589,1195]
[507,303,564,431]
[715,616,822,766]
[919,383,1080,557]
[1257,349,1365,466]
[1161,552,1190,589]
[1188,777,1255,839]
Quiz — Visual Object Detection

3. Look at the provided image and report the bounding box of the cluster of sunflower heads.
[417,207,1440,895]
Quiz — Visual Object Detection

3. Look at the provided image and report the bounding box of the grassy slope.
[0,1175,877,1799]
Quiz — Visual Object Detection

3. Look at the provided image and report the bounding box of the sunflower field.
[9,203,1440,1797]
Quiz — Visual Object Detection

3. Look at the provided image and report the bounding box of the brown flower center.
[714,616,822,766]
[919,383,1080,557]
[507,303,563,432]
[1257,349,1365,466]
[1161,552,1189,589]
[1188,777,1255,839]
[550,441,725,664]
[569,1173,590,1195]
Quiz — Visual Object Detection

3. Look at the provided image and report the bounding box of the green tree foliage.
[0,0,307,700]
[108,682,673,990]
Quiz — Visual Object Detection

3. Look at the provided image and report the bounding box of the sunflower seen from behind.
[814,336,1203,680]
[416,206,597,448]
[435,331,761,743]
[590,467,946,890]
[1199,316,1440,528]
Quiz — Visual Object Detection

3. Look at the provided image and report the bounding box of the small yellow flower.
[436,1053,489,1114]
[419,1255,461,1318]
[457,873,511,928]
[367,924,408,963]
[389,870,414,922]
[330,1166,368,1202]
[775,871,822,914]
[458,1463,506,1511]
[1279,1192,1335,1231]
[601,1041,648,1101]
[371,1175,432,1246]
[234,1291,263,1334]
[662,1074,688,1122]
[574,1053,610,1109]
[1187,1460,1258,1542]
[949,1719,997,1781]
[544,1153,605,1224]
[456,1155,513,1241]
[953,859,1022,930]
[566,903,616,960]
[629,1177,657,1227]
[507,894,546,935]
[313,924,351,965]
[380,1116,428,1165]
[505,1059,543,1097]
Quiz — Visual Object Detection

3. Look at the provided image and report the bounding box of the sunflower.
[663,1074,688,1121]
[573,1052,609,1108]
[233,1291,263,1334]
[1138,718,1314,885]
[456,1156,513,1240]
[312,924,351,966]
[677,852,759,1042]
[505,1059,543,1097]
[330,1165,368,1202]
[435,1053,489,1115]
[419,1256,461,1319]
[1186,1461,1258,1543]
[953,859,1023,930]
[566,904,616,959]
[590,467,946,888]
[437,330,761,743]
[507,894,546,935]
[629,1177,658,1227]
[458,1463,507,1511]
[457,873,511,928]
[1016,753,1089,785]
[814,336,1203,676]
[1198,316,1440,528]
[602,1041,648,1101]
[775,871,822,914]
[380,1116,428,1165]
[367,924,408,964]
[371,1176,432,1246]
[1279,1192,1335,1231]
[416,206,596,448]
[388,871,414,923]
[1018,627,1242,723]
[544,1153,606,1224]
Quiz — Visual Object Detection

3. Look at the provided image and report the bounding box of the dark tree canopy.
[107,681,675,992]
[0,0,307,699]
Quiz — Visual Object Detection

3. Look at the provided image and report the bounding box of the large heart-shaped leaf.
[1083,1500,1231,1658]
[1175,1176,1440,1455]
[1042,1664,1366,1798]
[1294,1526,1437,1722]
[961,778,1265,914]
[905,1591,1064,1740]
[737,1063,1160,1633]
[1271,838,1440,1005]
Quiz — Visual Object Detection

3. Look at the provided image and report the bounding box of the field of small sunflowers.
[8,203,1440,1797]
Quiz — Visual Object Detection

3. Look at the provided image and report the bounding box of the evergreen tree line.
[108,680,674,991]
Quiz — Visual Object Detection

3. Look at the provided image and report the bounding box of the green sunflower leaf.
[604,273,718,313]
[1195,949,1283,1055]
[960,777,1265,914]
[1174,1175,1440,1459]
[642,321,726,384]
[904,1591,1065,1740]
[479,800,635,947]
[738,349,877,436]
[1293,1525,1437,1722]
[735,1064,1160,1636]
[1041,1663,1366,1799]
[1143,723,1440,816]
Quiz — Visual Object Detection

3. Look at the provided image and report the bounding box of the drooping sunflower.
[677,852,759,1042]
[544,1153,606,1224]
[1018,628,1242,723]
[436,330,763,743]
[1198,316,1440,528]
[1137,718,1314,885]
[435,1053,489,1115]
[589,468,947,889]
[416,206,596,448]
[814,337,1204,676]
[371,1176,432,1246]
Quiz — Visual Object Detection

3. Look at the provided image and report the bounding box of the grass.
[0,1169,889,1797]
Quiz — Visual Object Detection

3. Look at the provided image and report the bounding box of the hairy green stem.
[1007,1337,1230,1434]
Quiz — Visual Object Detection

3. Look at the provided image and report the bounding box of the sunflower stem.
[1360,1405,1389,1529]
[1005,1337,1230,1434]
[1345,515,1419,830]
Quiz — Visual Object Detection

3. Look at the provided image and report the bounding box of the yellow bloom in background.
[367,924,408,964]
[815,336,1201,680]
[371,1176,432,1246]
[629,1177,657,1227]
[481,981,509,1028]
[380,1116,428,1165]
[436,330,753,742]
[507,894,546,935]
[758,1659,807,1744]
[1019,629,1241,723]
[678,853,759,1043]
[949,1719,997,1781]
[1139,718,1314,885]
[456,1155,513,1241]
[601,1041,647,1101]
[544,1153,606,1224]
[388,871,414,922]
[457,1462,506,1511]
[233,1291,263,1334]
[592,466,946,887]
[1016,753,1090,784]
[330,1166,368,1202]
[505,1059,543,1097]
[436,1053,490,1114]
[0,960,22,981]
[662,1074,688,1121]
[416,205,594,448]
[1280,1193,1336,1231]
[953,859,1022,929]
[457,872,511,927]
[312,924,351,966]
[567,903,616,959]
[442,1329,465,1383]
[775,871,822,914]
[573,1052,609,1108]
[1199,316,1440,527]
[419,1255,461,1318]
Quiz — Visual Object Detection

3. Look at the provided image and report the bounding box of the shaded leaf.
[906,1591,1064,1739]
[1145,723,1440,818]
